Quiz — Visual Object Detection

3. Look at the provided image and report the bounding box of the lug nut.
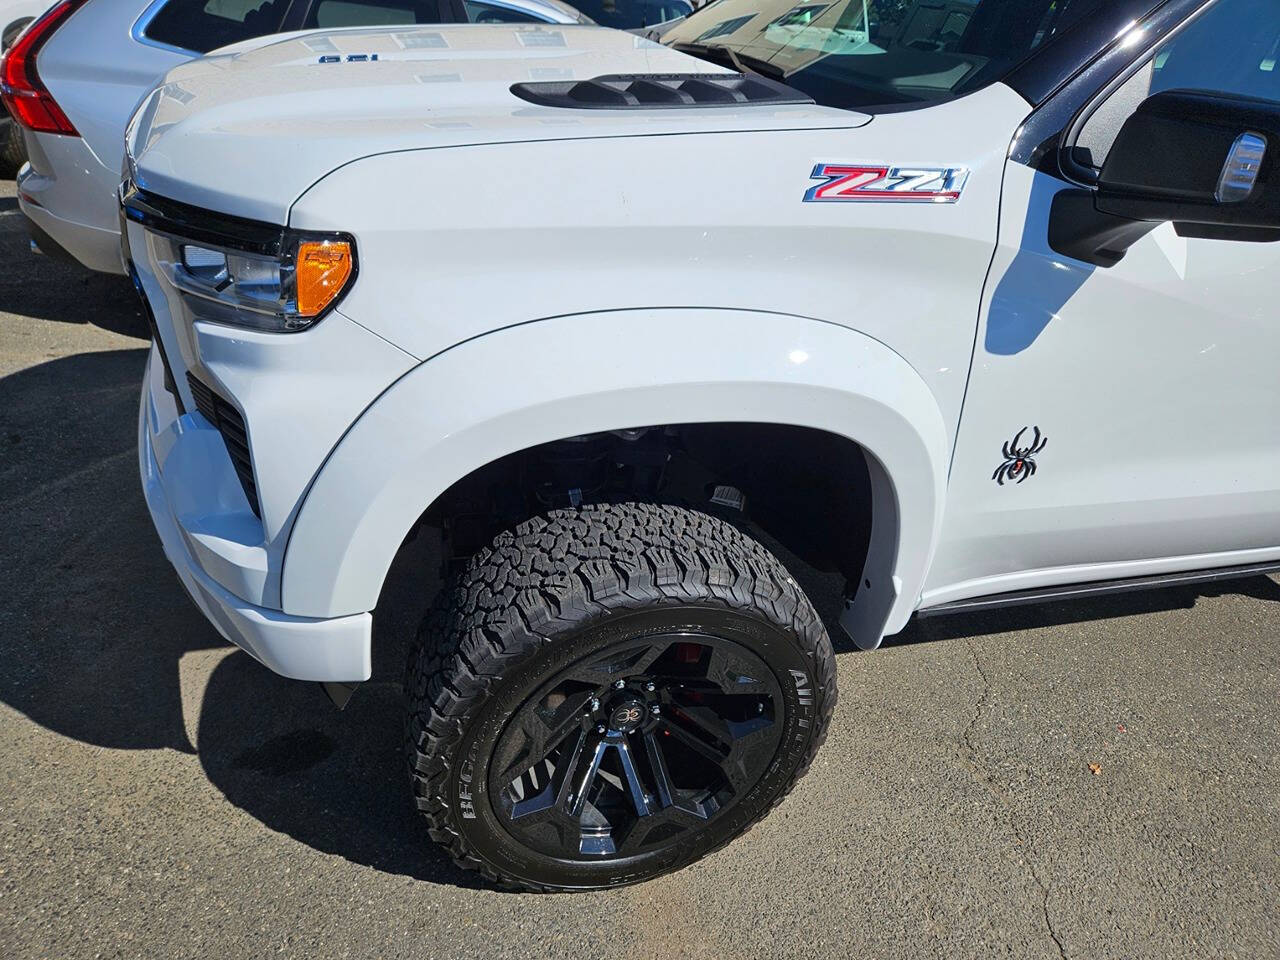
[589,698,600,712]
[650,705,661,716]
[614,680,626,690]
[596,724,606,734]
[757,702,765,714]
[644,682,655,693]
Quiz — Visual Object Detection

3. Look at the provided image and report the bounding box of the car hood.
[128,24,869,224]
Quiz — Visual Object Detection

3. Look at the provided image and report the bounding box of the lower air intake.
[186,373,261,519]
[509,73,813,110]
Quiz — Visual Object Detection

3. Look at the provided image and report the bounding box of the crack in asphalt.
[962,637,1069,960]
[1040,879,1069,960]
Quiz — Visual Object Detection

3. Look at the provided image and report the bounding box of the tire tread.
[405,502,836,891]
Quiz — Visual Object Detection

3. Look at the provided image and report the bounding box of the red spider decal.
[993,426,1047,485]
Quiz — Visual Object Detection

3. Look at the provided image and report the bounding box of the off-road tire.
[405,502,837,891]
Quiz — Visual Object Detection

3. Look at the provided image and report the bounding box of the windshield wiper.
[670,42,790,82]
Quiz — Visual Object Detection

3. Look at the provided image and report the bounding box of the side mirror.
[1050,90,1280,267]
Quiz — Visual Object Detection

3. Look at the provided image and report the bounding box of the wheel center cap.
[608,699,646,733]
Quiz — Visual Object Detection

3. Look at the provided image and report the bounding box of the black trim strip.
[917,560,1280,617]
[1002,0,1168,107]
[128,262,184,413]
[121,180,288,257]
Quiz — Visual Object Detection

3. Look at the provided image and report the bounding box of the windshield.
[662,0,1110,111]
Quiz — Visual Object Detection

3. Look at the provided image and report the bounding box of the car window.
[141,0,290,53]
[1148,0,1280,103]
[571,0,692,29]
[661,0,1114,111]
[1076,0,1280,168]
[306,0,443,27]
[463,1,544,23]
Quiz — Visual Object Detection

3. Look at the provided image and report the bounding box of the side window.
[463,1,544,23]
[142,0,290,53]
[304,0,445,27]
[1076,0,1280,167]
[1149,0,1280,102]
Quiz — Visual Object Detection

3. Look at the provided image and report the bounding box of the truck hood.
[129,24,868,224]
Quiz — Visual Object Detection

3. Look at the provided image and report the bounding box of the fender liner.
[281,309,948,646]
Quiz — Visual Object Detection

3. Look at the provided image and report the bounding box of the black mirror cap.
[1097,89,1280,231]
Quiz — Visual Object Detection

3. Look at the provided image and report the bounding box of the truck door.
[926,0,1280,607]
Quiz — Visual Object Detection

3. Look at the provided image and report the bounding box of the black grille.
[509,73,813,110]
[186,373,261,518]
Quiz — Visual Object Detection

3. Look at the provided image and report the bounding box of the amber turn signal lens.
[295,240,353,317]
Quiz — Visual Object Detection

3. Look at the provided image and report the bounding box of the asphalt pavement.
[1,177,1278,960]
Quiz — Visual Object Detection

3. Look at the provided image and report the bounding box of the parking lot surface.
[1,177,1278,960]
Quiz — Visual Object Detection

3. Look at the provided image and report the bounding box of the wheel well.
[376,423,884,649]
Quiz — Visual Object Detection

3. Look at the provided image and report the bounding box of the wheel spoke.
[703,646,771,696]
[559,732,608,818]
[720,750,757,793]
[668,701,733,748]
[642,731,677,809]
[658,716,728,763]
[616,803,707,855]
[563,639,669,686]
[670,693,775,743]
[720,717,783,792]
[492,689,593,789]
[614,736,654,817]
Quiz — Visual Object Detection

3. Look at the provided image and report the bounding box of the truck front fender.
[281,309,949,645]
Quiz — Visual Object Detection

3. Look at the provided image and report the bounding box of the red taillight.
[0,0,87,136]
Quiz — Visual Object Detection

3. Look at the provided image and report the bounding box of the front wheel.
[405,502,836,891]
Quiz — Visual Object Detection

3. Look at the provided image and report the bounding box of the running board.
[917,561,1280,618]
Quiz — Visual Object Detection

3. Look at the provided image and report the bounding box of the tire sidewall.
[449,604,822,890]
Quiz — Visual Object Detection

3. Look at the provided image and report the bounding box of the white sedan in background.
[0,0,593,273]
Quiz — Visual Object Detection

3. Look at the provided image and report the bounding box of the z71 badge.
[804,164,969,203]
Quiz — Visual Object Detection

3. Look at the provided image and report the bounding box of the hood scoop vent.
[510,73,813,110]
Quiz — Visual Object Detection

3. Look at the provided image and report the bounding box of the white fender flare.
[281,309,948,645]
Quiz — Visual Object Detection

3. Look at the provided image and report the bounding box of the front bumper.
[138,348,372,682]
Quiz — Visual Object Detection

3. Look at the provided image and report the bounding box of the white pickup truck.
[123,0,1280,891]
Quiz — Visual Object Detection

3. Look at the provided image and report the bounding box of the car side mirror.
[1050,90,1280,267]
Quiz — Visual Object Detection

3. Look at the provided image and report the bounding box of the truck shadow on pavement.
[4,343,1280,890]
[0,344,483,887]
[196,654,490,888]
[0,347,214,755]
[0,194,146,338]
[194,530,489,887]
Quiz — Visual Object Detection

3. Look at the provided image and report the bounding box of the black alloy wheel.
[406,502,837,891]
[491,631,784,860]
